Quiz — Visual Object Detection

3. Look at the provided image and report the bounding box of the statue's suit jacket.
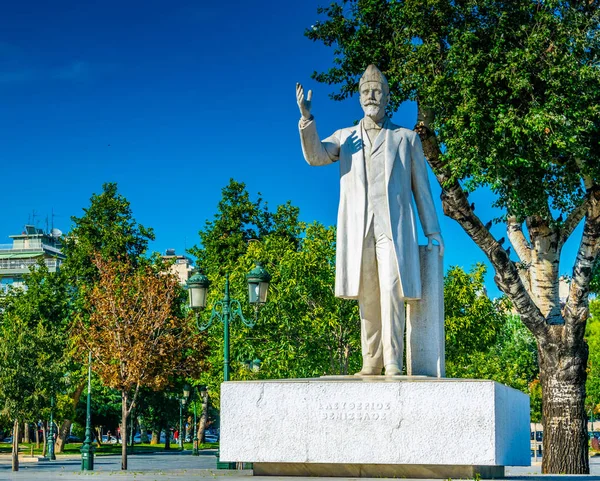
[299,117,440,300]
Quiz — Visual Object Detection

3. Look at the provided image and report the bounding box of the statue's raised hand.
[296,83,312,120]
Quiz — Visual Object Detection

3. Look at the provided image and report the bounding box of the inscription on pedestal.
[317,401,393,421]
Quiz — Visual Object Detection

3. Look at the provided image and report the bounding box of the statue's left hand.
[427,233,445,256]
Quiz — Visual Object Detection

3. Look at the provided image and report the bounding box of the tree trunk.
[164,428,171,450]
[150,429,159,445]
[197,393,209,443]
[138,417,148,443]
[12,420,19,471]
[121,391,128,470]
[540,338,590,473]
[23,422,30,444]
[41,422,47,457]
[55,383,85,453]
[35,423,40,450]
[55,419,72,454]
[95,427,103,446]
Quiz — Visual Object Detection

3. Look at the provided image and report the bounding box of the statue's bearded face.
[360,81,388,120]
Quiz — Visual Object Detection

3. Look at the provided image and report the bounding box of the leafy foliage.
[190,180,361,401]
[444,264,505,365]
[74,255,204,396]
[0,265,71,421]
[189,179,272,274]
[306,0,600,218]
[445,265,539,416]
[62,182,155,284]
[586,300,600,416]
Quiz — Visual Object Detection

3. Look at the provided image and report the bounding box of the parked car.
[66,435,82,443]
[2,436,13,444]
[204,434,218,443]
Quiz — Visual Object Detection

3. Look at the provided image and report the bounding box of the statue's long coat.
[299,117,441,300]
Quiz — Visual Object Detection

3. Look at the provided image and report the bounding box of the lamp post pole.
[179,399,184,450]
[222,276,231,382]
[48,397,56,460]
[192,395,199,456]
[80,351,95,471]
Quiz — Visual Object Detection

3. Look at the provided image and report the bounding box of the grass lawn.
[0,441,218,456]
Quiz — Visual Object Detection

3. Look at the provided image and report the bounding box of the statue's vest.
[365,130,390,238]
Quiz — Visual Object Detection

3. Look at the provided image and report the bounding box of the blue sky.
[0,0,582,297]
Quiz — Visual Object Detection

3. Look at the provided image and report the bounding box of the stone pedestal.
[220,377,530,478]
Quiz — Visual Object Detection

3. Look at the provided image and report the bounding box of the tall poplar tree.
[306,0,600,473]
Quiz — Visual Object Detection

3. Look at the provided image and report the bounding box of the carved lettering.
[315,399,394,422]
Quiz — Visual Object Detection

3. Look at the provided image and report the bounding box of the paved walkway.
[1,451,600,480]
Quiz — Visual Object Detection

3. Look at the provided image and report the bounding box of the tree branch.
[560,197,589,246]
[415,122,547,338]
[507,216,532,264]
[564,190,600,339]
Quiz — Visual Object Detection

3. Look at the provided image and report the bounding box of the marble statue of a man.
[297,65,444,376]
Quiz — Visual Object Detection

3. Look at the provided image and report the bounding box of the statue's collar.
[362,115,389,130]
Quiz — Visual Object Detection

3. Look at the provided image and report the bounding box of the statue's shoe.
[354,367,381,376]
[385,364,402,376]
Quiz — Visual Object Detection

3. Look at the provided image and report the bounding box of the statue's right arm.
[296,82,340,166]
[299,118,340,166]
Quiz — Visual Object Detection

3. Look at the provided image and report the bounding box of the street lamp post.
[187,262,270,470]
[187,262,271,382]
[80,351,95,471]
[179,398,185,450]
[190,384,204,456]
[192,390,199,456]
[180,385,190,451]
[48,397,56,461]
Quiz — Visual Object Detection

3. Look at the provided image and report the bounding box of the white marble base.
[220,377,530,477]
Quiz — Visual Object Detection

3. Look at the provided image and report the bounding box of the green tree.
[189,179,271,274]
[62,182,155,284]
[73,380,121,444]
[190,181,361,403]
[586,300,600,421]
[445,265,540,418]
[136,388,181,447]
[0,265,70,470]
[306,0,600,472]
[247,222,361,378]
[444,264,506,370]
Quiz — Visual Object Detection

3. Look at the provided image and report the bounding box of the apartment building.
[0,225,65,293]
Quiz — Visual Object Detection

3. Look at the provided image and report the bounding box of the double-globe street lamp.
[186,262,271,382]
[187,262,269,469]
